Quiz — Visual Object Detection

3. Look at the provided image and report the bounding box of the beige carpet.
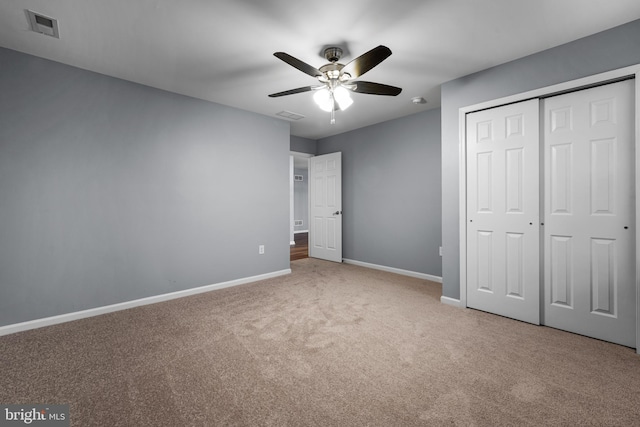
[1,258,639,426]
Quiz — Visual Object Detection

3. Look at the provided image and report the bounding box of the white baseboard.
[0,269,291,337]
[440,296,462,308]
[294,230,309,234]
[290,241,296,246]
[342,259,442,283]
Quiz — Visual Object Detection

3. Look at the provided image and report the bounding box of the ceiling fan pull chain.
[330,101,336,125]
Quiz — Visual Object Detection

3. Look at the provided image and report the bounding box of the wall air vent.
[26,10,60,39]
[276,110,305,121]
[294,175,303,182]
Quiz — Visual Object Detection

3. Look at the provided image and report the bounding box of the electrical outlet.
[259,245,265,255]
[439,246,443,257]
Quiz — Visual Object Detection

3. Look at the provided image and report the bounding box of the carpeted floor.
[1,258,639,426]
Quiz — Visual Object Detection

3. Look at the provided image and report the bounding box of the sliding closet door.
[543,80,636,347]
[466,99,540,324]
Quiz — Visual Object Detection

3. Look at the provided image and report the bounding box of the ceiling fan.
[268,45,402,124]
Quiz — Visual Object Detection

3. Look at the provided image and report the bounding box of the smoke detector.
[26,10,60,39]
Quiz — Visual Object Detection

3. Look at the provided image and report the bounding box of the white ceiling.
[1,1,640,140]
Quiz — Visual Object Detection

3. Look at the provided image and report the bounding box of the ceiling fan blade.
[349,81,402,96]
[268,86,316,97]
[274,52,323,78]
[341,45,392,79]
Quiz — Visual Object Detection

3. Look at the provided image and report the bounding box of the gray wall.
[441,19,640,300]
[293,168,309,232]
[317,109,442,277]
[0,48,291,327]
[290,135,316,155]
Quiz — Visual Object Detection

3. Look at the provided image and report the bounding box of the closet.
[465,79,636,347]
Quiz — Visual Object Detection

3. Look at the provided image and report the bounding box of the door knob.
[333,211,342,215]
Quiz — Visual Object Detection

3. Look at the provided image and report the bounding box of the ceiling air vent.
[26,10,60,39]
[276,110,305,121]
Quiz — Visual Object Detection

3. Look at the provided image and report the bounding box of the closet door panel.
[543,79,635,347]
[466,99,540,324]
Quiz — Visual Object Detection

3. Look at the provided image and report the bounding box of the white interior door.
[466,99,540,324]
[543,80,636,347]
[309,152,342,262]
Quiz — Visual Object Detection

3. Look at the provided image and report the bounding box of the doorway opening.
[290,151,312,261]
[290,232,308,261]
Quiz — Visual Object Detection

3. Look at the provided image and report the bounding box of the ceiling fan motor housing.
[323,47,343,63]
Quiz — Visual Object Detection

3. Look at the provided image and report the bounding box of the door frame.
[457,64,640,353]
[290,151,314,246]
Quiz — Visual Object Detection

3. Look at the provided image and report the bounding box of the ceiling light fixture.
[313,85,353,124]
[333,86,353,110]
[269,45,402,125]
[313,88,332,112]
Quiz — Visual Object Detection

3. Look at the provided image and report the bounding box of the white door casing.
[289,155,295,246]
[466,99,540,324]
[543,80,636,347]
[290,151,314,243]
[309,152,342,263]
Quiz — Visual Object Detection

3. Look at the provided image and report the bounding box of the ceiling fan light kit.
[269,45,402,124]
[313,87,353,111]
